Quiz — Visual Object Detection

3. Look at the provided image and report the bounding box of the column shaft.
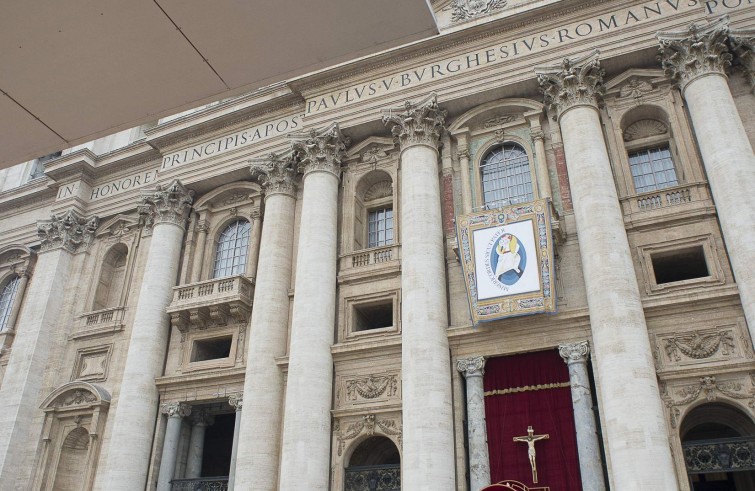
[228,397,242,490]
[278,170,339,491]
[157,412,185,491]
[457,357,491,491]
[186,421,208,478]
[683,75,755,335]
[191,218,208,283]
[457,146,473,214]
[532,130,553,200]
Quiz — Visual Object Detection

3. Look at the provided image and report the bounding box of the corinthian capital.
[138,179,194,229]
[730,27,755,93]
[657,16,732,93]
[456,356,486,377]
[228,393,243,411]
[289,123,350,178]
[536,50,605,119]
[558,341,590,364]
[249,151,299,198]
[382,93,447,151]
[160,401,192,418]
[37,209,99,253]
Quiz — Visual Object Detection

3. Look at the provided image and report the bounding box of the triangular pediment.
[95,214,140,238]
[604,69,666,95]
[345,136,397,163]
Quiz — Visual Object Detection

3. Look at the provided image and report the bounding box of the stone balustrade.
[71,306,126,339]
[344,465,400,491]
[339,244,401,274]
[167,275,253,330]
[620,182,712,217]
[170,477,229,491]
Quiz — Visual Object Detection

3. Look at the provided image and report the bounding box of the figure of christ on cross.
[513,426,550,483]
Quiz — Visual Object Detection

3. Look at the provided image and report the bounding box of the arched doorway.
[681,403,755,490]
[344,436,400,491]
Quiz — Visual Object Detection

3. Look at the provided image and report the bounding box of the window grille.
[0,276,20,332]
[480,144,533,209]
[212,220,251,278]
[368,207,393,248]
[629,145,678,193]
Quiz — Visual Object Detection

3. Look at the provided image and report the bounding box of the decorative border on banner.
[456,199,556,324]
[484,381,571,397]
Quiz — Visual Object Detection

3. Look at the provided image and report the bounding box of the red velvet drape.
[483,350,582,490]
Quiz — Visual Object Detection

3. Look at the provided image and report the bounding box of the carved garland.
[335,414,403,456]
[664,330,736,361]
[662,374,755,428]
[447,0,507,23]
[345,375,398,401]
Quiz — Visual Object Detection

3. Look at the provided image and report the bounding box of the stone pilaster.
[278,124,349,491]
[0,210,97,488]
[537,54,678,490]
[457,147,473,214]
[228,394,243,490]
[97,180,194,491]
[659,18,755,342]
[383,94,455,490]
[558,342,606,491]
[235,152,300,490]
[457,356,491,491]
[186,410,213,479]
[156,402,192,491]
[730,28,755,93]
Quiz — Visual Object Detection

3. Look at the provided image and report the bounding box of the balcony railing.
[71,306,126,339]
[620,182,711,217]
[683,436,755,473]
[167,275,254,330]
[170,477,228,491]
[345,464,400,491]
[341,244,400,272]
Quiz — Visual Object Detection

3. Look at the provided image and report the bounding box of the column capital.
[382,93,447,151]
[160,402,192,418]
[229,393,243,411]
[191,409,214,427]
[536,50,605,120]
[249,151,299,198]
[456,147,470,160]
[456,356,486,378]
[138,179,194,230]
[289,122,350,179]
[657,16,732,93]
[558,341,590,365]
[530,128,546,143]
[730,27,755,93]
[37,209,99,254]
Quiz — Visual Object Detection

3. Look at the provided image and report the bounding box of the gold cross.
[513,426,549,483]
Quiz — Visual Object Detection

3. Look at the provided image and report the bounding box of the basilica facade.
[1,1,755,490]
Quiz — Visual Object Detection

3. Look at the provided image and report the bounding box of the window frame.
[624,132,683,195]
[366,206,394,249]
[474,138,538,211]
[0,275,21,333]
[211,219,252,279]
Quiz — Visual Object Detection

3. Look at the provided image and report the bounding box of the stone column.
[186,410,213,479]
[245,209,263,278]
[156,402,191,491]
[530,126,553,201]
[537,53,678,490]
[658,18,755,340]
[278,124,349,491]
[0,210,98,487]
[383,94,455,490]
[457,145,473,214]
[97,180,194,491]
[191,216,209,282]
[234,152,299,490]
[456,356,491,491]
[227,394,243,490]
[558,341,606,491]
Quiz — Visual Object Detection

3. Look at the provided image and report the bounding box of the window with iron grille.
[0,276,20,332]
[480,144,533,209]
[212,220,251,278]
[367,207,393,248]
[628,145,678,193]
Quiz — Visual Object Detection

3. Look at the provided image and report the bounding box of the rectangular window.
[629,146,678,193]
[367,207,393,248]
[190,336,233,362]
[651,246,709,284]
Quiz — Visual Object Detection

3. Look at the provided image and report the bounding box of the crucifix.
[513,426,550,483]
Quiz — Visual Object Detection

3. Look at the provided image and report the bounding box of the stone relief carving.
[361,145,389,164]
[56,390,98,407]
[664,330,736,361]
[619,78,654,101]
[456,356,486,377]
[657,17,732,91]
[160,401,192,418]
[382,93,446,150]
[483,114,516,128]
[138,179,194,229]
[537,50,605,119]
[345,375,399,401]
[447,0,507,23]
[290,123,350,178]
[335,414,402,456]
[558,341,590,364]
[249,151,299,197]
[228,393,243,411]
[364,181,393,201]
[623,119,668,142]
[37,210,99,253]
[730,29,755,93]
[661,374,755,428]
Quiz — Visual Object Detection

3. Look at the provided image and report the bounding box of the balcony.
[71,307,126,340]
[339,244,401,284]
[167,275,253,331]
[620,182,713,228]
[683,436,755,473]
[170,477,228,491]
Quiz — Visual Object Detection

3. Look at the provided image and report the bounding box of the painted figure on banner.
[492,233,526,286]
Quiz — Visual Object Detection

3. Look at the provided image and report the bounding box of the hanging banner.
[456,199,556,324]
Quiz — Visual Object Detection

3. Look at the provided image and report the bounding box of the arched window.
[212,220,251,278]
[0,276,20,332]
[93,244,128,311]
[480,143,533,209]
